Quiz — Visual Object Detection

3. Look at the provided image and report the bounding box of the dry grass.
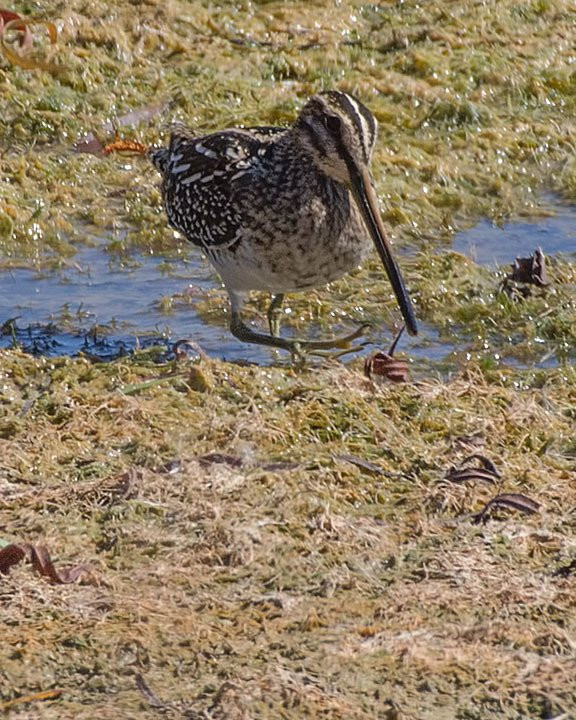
[1,351,575,718]
[1,0,576,718]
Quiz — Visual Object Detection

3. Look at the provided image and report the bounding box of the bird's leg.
[267,293,285,337]
[230,309,297,350]
[229,291,296,351]
[228,292,370,358]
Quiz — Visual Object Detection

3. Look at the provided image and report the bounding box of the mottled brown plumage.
[150,91,417,354]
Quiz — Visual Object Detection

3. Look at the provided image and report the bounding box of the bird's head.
[295,91,377,185]
[294,90,418,336]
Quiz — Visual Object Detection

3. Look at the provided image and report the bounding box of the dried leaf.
[509,247,549,287]
[473,492,541,523]
[462,453,501,478]
[1,16,59,73]
[445,467,498,485]
[445,454,501,485]
[0,542,90,583]
[365,326,409,383]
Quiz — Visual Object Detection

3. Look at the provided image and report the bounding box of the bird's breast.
[212,178,372,293]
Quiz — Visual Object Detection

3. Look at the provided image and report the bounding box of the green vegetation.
[0,1,575,717]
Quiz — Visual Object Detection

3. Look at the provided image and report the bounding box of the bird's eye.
[324,115,341,134]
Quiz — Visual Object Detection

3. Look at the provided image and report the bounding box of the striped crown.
[294,91,378,183]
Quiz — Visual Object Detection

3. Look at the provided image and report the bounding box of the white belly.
[212,228,371,293]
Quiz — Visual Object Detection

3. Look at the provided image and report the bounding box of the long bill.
[350,166,418,336]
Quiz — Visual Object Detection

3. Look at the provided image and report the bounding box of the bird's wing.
[165,125,285,179]
[154,126,286,249]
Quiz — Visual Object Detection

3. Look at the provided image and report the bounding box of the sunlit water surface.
[1,201,574,366]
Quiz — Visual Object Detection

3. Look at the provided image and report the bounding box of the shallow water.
[452,200,576,266]
[1,201,574,365]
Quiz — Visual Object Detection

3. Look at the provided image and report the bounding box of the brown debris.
[364,326,409,383]
[444,457,541,521]
[509,247,549,287]
[74,101,168,155]
[445,454,501,485]
[0,542,90,584]
[473,492,541,523]
[500,247,550,298]
[336,454,386,476]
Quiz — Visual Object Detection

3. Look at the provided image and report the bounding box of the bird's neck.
[270,129,347,198]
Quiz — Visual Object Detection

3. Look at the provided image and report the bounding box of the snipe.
[150,91,417,355]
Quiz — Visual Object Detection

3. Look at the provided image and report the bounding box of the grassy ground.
[1,0,575,718]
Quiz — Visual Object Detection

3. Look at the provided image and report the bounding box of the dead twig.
[135,674,169,710]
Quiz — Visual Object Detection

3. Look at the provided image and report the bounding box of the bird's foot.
[296,324,371,362]
[231,312,371,361]
[301,322,371,351]
[306,342,371,360]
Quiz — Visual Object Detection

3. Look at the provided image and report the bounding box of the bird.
[149,90,418,356]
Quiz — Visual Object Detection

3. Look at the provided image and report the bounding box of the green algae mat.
[1,1,575,718]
